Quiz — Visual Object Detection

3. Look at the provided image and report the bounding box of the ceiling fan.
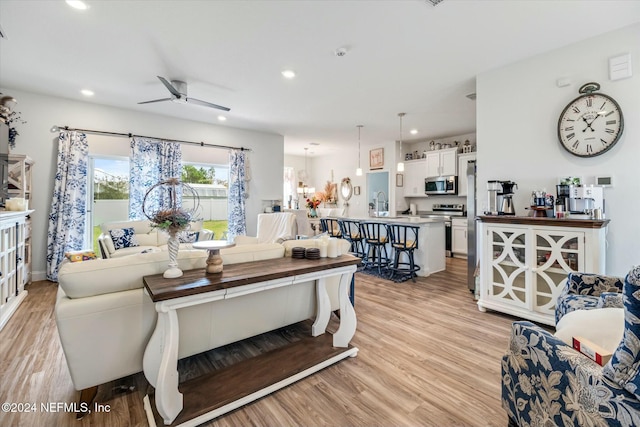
[138,76,230,111]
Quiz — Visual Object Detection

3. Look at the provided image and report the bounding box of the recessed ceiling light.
[81,89,94,96]
[410,129,418,135]
[310,142,320,146]
[281,70,296,79]
[217,115,227,121]
[66,0,89,10]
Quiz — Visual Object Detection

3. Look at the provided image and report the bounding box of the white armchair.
[234,213,297,244]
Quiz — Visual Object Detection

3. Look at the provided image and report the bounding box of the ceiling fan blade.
[137,98,172,105]
[185,97,231,111]
[157,76,182,98]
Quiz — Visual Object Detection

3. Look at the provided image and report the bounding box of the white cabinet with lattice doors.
[0,211,30,331]
[477,217,608,326]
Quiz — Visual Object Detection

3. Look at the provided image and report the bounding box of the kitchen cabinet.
[477,216,608,326]
[457,153,476,197]
[0,211,32,331]
[425,147,457,178]
[452,217,468,256]
[403,159,426,197]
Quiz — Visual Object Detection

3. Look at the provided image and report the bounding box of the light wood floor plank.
[0,258,523,426]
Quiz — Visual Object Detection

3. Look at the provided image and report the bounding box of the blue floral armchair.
[555,272,625,324]
[502,266,640,426]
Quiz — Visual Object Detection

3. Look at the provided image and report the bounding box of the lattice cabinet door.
[531,229,585,317]
[484,226,530,311]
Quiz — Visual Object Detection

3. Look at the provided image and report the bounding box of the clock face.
[557,93,624,157]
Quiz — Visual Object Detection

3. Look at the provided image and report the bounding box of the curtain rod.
[51,125,252,152]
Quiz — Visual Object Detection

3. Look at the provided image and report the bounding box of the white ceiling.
[1,1,639,156]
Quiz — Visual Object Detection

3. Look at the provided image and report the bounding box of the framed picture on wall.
[369,148,384,170]
[396,173,403,187]
[354,186,361,196]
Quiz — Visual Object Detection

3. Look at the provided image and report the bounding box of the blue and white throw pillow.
[178,231,199,243]
[109,227,139,250]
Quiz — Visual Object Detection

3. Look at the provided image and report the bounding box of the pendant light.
[356,125,363,176]
[297,147,315,198]
[397,112,406,172]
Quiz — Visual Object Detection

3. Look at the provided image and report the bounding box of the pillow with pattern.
[178,231,200,243]
[603,265,640,400]
[65,250,98,262]
[109,227,139,250]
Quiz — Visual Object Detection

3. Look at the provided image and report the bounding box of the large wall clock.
[557,82,624,157]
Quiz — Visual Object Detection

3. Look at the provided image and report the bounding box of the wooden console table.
[142,255,360,427]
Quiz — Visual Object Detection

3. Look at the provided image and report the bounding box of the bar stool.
[338,219,365,258]
[319,217,342,238]
[360,222,390,276]
[386,224,420,282]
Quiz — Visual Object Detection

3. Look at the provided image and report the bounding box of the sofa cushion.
[178,230,200,243]
[220,243,284,264]
[58,250,207,299]
[109,227,140,250]
[603,265,640,400]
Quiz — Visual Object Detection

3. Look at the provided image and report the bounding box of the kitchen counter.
[339,216,446,276]
[477,215,609,229]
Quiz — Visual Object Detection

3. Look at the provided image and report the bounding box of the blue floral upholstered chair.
[501,266,640,426]
[555,271,625,324]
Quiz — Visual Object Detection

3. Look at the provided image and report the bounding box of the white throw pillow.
[554,307,625,353]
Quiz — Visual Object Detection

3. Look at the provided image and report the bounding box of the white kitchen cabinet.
[452,217,468,256]
[457,153,476,197]
[477,216,608,326]
[403,159,426,197]
[425,147,457,178]
[0,211,32,331]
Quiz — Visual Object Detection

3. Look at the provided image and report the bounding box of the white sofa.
[234,213,297,244]
[97,219,214,258]
[55,238,351,406]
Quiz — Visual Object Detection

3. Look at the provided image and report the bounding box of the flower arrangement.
[306,196,321,209]
[0,95,26,149]
[149,208,193,235]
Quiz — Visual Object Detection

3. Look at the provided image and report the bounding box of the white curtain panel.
[46,131,89,281]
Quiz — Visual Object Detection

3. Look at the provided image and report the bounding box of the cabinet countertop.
[476,215,610,229]
[344,216,447,225]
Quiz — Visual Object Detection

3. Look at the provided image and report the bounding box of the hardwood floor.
[0,258,521,427]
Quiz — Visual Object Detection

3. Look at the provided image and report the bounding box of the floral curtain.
[227,150,247,240]
[128,137,182,220]
[46,131,89,281]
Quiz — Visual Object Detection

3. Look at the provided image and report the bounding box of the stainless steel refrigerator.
[466,159,477,292]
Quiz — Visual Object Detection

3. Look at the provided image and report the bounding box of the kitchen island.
[336,216,446,277]
[477,215,609,325]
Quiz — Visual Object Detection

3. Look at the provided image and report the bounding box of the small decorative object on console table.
[143,178,200,278]
[192,240,236,274]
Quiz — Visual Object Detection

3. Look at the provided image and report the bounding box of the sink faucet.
[374,191,387,217]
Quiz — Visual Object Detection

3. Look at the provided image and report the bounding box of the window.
[181,162,229,240]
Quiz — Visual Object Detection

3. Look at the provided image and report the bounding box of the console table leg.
[333,272,357,347]
[154,308,183,425]
[312,277,331,336]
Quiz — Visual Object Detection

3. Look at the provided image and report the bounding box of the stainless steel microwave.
[425,176,457,195]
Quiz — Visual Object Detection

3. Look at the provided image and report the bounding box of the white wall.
[476,23,640,276]
[1,87,284,281]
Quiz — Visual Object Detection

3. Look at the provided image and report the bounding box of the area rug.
[358,265,412,283]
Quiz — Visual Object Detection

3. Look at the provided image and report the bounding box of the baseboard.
[32,270,47,282]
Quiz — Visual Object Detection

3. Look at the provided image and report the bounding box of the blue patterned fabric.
[604,266,640,401]
[555,272,625,323]
[108,227,139,250]
[227,150,247,241]
[128,137,182,220]
[502,321,640,426]
[46,131,89,282]
[177,230,199,243]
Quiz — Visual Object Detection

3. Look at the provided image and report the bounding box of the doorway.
[366,171,389,216]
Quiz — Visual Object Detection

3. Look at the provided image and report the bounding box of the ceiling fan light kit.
[138,76,230,112]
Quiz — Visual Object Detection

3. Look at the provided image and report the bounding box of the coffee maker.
[487,181,501,215]
[498,181,518,215]
[568,185,604,218]
[556,184,571,216]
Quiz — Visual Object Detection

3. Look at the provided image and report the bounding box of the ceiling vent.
[466,92,477,101]
[426,0,445,6]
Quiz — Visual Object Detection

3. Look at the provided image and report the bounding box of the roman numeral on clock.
[586,144,593,154]
[564,126,574,131]
[605,128,615,134]
[606,120,617,125]
[601,138,608,146]
[566,132,575,140]
[586,97,593,107]
[572,106,580,114]
[572,141,580,149]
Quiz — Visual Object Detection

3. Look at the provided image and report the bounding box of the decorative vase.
[308,208,317,218]
[163,232,183,278]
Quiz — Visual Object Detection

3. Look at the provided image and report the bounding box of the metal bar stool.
[386,223,420,282]
[338,219,365,258]
[360,221,390,276]
[319,217,342,238]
